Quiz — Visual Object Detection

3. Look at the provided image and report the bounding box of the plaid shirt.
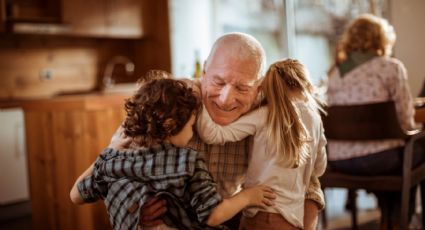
[77,144,226,230]
[187,133,252,198]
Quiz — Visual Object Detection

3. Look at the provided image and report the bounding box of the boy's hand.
[139,197,168,227]
[241,185,276,208]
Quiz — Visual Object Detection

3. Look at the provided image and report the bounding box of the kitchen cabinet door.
[62,0,143,38]
[62,0,107,37]
[105,0,143,38]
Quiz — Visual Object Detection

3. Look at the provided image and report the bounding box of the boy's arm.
[70,163,95,204]
[206,185,275,226]
[197,106,266,145]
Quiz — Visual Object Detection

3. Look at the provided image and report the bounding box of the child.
[197,59,327,229]
[69,76,275,230]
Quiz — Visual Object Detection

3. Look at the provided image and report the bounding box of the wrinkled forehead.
[207,54,261,81]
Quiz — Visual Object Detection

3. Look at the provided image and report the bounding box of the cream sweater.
[197,102,327,228]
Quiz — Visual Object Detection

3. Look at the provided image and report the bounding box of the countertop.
[0,92,132,111]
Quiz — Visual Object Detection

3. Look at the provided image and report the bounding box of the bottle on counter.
[192,50,202,79]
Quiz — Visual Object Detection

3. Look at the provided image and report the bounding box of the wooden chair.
[320,101,425,229]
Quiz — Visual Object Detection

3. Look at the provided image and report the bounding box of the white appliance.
[0,108,30,204]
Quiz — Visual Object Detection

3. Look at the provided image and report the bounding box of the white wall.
[169,0,213,79]
[391,0,425,96]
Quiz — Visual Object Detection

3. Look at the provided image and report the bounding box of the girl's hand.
[108,125,132,150]
[241,185,276,208]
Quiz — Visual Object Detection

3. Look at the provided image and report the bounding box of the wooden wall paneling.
[24,110,57,230]
[95,40,138,84]
[105,0,143,38]
[0,0,5,32]
[0,47,99,99]
[134,0,171,76]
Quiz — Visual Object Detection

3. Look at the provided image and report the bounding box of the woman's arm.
[206,185,275,226]
[197,106,266,145]
[389,61,419,131]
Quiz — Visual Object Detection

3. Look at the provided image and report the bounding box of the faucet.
[102,56,135,88]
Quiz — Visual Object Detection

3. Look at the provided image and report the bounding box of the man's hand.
[139,197,167,227]
[108,125,132,150]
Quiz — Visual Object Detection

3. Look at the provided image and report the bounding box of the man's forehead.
[211,74,258,86]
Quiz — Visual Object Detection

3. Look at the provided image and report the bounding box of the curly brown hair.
[338,14,396,61]
[122,78,201,147]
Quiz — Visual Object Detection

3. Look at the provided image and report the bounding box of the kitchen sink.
[102,83,138,94]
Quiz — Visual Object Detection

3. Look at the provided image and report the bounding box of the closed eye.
[236,85,250,93]
[213,78,225,86]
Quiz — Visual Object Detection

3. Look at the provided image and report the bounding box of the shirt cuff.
[305,176,325,210]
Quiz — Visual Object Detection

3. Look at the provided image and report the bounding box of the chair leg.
[421,182,425,229]
[348,189,358,230]
[400,186,410,229]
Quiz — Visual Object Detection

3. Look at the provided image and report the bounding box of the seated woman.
[326,14,424,229]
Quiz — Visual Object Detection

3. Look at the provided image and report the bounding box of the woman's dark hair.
[122,77,201,146]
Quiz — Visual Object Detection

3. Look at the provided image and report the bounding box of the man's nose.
[218,85,235,106]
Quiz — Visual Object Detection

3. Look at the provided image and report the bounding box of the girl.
[197,59,327,230]
[70,76,275,230]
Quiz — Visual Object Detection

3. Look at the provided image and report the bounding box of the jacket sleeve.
[305,125,327,210]
[187,152,223,223]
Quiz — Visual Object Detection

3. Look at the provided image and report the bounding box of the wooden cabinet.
[62,0,143,38]
[104,0,144,38]
[3,0,143,38]
[22,93,128,230]
[4,0,62,23]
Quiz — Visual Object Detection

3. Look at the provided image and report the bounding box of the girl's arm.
[206,185,275,226]
[304,126,327,229]
[70,163,95,204]
[188,152,275,226]
[197,106,267,145]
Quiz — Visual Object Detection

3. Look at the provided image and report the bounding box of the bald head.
[201,32,266,125]
[204,32,266,79]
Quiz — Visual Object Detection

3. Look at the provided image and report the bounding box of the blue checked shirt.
[77,143,227,230]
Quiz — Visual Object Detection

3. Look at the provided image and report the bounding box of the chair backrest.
[323,101,407,140]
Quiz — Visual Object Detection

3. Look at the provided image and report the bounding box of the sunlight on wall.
[169,0,213,79]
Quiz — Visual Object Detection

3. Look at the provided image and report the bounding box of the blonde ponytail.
[262,59,319,168]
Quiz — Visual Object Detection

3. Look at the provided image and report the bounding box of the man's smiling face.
[201,48,260,125]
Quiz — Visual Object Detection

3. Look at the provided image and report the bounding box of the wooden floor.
[1,190,423,230]
[322,188,423,230]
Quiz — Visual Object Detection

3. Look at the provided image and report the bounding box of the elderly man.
[115,33,324,229]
